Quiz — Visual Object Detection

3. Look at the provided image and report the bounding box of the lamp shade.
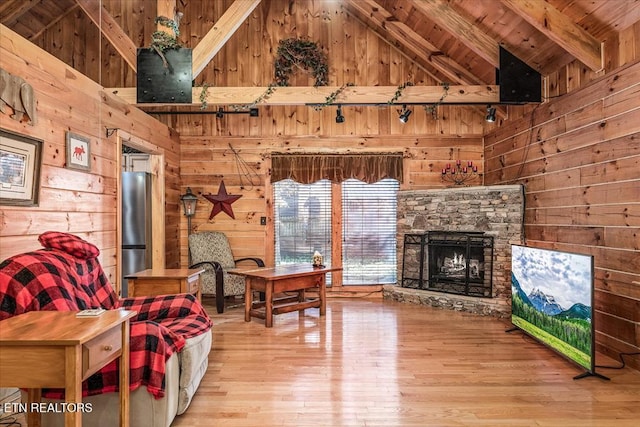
[181,187,198,217]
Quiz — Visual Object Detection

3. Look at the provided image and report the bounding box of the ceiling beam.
[108,85,500,107]
[501,0,603,71]
[156,0,176,26]
[343,0,479,85]
[412,0,499,67]
[75,0,137,72]
[191,0,262,78]
[343,0,507,119]
[0,0,39,27]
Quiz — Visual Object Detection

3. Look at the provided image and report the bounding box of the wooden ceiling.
[1,0,639,108]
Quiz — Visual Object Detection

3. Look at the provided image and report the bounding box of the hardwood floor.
[173,296,640,427]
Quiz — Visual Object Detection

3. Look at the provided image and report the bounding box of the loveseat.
[0,232,213,427]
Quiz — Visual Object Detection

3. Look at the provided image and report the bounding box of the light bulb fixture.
[335,105,345,123]
[485,105,497,123]
[398,105,412,123]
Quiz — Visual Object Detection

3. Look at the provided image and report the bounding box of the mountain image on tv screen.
[511,245,594,371]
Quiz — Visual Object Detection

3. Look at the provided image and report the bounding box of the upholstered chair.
[189,231,264,313]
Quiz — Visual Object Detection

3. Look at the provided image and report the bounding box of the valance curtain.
[271,153,403,184]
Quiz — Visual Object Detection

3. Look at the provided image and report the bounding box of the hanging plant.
[274,38,329,87]
[148,15,182,68]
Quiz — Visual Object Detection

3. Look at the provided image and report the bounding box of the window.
[273,178,399,286]
[342,179,399,285]
[274,179,332,266]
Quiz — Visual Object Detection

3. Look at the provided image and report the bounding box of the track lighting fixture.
[485,105,496,123]
[215,107,259,118]
[335,105,345,123]
[398,105,412,123]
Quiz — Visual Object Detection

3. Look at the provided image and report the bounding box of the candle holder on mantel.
[442,160,479,186]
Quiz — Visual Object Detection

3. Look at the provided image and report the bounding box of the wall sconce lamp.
[335,105,345,123]
[485,105,497,123]
[180,187,198,236]
[398,105,412,123]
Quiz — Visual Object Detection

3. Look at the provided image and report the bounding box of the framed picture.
[0,129,43,206]
[66,131,91,171]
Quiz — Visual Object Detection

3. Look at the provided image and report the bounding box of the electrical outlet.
[260,216,267,225]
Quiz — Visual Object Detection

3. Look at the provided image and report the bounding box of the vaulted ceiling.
[1,0,639,109]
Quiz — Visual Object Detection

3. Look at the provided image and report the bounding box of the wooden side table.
[0,309,136,427]
[125,268,205,302]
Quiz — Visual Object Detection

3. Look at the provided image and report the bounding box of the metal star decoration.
[203,181,242,219]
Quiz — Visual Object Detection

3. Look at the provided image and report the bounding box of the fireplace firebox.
[401,231,494,297]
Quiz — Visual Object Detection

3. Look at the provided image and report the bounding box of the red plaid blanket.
[0,232,212,399]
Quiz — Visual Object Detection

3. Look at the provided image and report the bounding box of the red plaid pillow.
[38,231,100,260]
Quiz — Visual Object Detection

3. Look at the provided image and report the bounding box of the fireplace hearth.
[402,231,494,298]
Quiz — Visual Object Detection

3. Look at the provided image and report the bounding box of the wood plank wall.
[148,0,487,271]
[0,25,182,292]
[484,60,640,370]
[496,19,640,123]
[167,134,484,270]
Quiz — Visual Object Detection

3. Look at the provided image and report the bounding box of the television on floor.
[510,245,601,379]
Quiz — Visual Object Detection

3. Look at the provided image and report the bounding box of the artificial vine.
[231,84,277,111]
[312,83,355,111]
[423,82,450,119]
[148,15,182,68]
[274,38,329,87]
[199,83,210,110]
[388,81,414,105]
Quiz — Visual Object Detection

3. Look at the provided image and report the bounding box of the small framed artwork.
[0,129,43,206]
[66,131,91,171]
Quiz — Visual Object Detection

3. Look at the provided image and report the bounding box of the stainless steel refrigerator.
[121,172,152,296]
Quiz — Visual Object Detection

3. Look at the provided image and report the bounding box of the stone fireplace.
[385,185,524,317]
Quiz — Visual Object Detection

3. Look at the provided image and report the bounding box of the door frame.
[116,130,165,296]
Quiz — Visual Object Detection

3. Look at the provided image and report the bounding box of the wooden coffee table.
[229,264,341,327]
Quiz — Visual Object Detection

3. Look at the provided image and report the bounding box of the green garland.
[424,83,450,119]
[230,84,277,111]
[388,82,414,105]
[200,83,210,110]
[274,38,329,87]
[312,83,355,110]
[148,16,182,68]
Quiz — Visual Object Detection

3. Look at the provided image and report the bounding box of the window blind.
[273,179,332,284]
[342,179,399,285]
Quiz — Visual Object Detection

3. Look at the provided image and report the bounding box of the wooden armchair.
[188,231,264,313]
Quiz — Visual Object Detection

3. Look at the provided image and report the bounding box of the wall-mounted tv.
[510,245,605,379]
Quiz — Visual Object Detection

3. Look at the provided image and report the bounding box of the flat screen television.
[510,245,604,379]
